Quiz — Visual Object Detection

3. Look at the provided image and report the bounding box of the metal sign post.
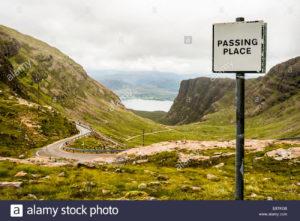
[212,17,267,200]
[235,16,245,201]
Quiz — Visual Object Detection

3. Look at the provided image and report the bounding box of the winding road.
[36,124,116,161]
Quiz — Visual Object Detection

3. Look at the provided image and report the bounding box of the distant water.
[122,99,173,112]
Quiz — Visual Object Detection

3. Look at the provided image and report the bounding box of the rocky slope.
[164,57,300,128]
[164,77,235,124]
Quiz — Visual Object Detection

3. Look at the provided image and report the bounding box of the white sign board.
[212,21,267,73]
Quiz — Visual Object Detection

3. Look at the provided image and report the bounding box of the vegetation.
[0,143,298,200]
[0,84,77,157]
[130,109,167,124]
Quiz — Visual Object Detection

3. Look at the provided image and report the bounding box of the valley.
[0,24,299,200]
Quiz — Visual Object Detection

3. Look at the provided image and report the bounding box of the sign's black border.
[212,21,267,73]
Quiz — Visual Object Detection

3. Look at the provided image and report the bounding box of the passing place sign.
[212,21,267,73]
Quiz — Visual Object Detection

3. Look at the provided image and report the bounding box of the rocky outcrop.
[164,56,300,125]
[164,77,235,125]
[245,56,300,116]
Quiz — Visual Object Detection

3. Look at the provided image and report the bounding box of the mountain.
[90,70,200,101]
[0,25,166,156]
[163,56,300,137]
[164,77,235,124]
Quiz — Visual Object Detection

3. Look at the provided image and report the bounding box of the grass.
[0,83,77,157]
[67,135,117,150]
[0,143,298,200]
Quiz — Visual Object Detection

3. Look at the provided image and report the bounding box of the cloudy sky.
[0,0,299,75]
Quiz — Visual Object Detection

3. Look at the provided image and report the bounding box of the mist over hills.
[90,70,200,100]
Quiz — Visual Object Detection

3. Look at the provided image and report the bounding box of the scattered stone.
[157,175,169,181]
[102,189,110,195]
[181,185,201,192]
[214,163,224,168]
[148,181,161,187]
[263,177,271,181]
[296,182,300,186]
[136,159,148,164]
[180,185,190,192]
[267,196,273,201]
[115,168,122,173]
[41,175,50,180]
[58,172,65,177]
[18,154,25,159]
[254,156,263,161]
[138,183,147,190]
[250,193,257,198]
[144,170,155,175]
[0,181,22,188]
[124,191,149,199]
[14,171,28,177]
[266,147,300,161]
[191,186,201,191]
[149,197,156,200]
[31,174,41,178]
[206,174,219,181]
[27,194,37,200]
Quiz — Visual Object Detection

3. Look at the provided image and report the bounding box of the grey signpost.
[212,17,267,200]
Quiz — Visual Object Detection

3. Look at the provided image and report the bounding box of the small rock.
[18,154,25,159]
[41,175,50,180]
[214,163,224,168]
[58,172,65,177]
[31,174,41,178]
[157,175,169,181]
[0,181,22,188]
[144,170,155,175]
[250,193,257,198]
[181,185,201,192]
[263,177,271,181]
[115,168,122,173]
[296,182,300,186]
[267,196,273,201]
[180,185,190,192]
[28,194,37,200]
[102,189,110,195]
[254,156,263,161]
[14,171,28,177]
[149,197,156,200]
[138,183,147,190]
[124,191,149,199]
[136,159,148,164]
[191,186,201,191]
[207,174,219,181]
[148,181,161,187]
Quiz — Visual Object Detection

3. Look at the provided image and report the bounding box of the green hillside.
[0,25,167,155]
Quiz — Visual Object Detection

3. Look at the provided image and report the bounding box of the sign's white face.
[212,21,266,73]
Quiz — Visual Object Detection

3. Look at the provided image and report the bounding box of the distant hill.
[164,77,235,124]
[162,56,300,138]
[90,70,200,100]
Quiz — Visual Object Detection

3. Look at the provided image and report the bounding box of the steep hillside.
[164,57,300,138]
[164,77,235,125]
[0,30,78,157]
[0,25,166,154]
